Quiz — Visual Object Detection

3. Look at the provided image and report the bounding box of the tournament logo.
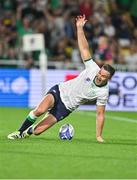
[85,77,91,82]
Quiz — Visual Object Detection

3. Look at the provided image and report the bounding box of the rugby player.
[8,15,115,143]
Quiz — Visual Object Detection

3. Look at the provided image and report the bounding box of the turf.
[0,107,136,179]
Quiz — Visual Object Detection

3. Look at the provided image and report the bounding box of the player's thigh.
[34,94,55,113]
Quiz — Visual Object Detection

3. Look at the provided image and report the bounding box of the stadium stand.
[0,0,137,71]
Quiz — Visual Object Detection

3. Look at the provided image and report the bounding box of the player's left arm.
[76,15,91,61]
[96,105,106,143]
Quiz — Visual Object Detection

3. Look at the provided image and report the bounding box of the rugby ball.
[59,124,74,140]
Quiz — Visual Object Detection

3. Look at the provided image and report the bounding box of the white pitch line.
[75,111,137,123]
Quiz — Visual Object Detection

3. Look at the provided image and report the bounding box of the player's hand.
[76,14,87,28]
[96,136,105,143]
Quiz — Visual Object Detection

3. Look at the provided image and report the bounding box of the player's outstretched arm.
[96,105,106,143]
[76,15,91,61]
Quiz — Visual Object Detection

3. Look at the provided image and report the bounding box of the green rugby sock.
[19,111,37,134]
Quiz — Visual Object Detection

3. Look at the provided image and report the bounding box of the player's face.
[95,68,110,86]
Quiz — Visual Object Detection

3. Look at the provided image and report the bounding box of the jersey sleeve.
[96,92,109,106]
[84,58,100,70]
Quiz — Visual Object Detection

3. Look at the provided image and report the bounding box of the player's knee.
[33,108,45,116]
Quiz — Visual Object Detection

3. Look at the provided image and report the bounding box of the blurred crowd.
[0,0,137,70]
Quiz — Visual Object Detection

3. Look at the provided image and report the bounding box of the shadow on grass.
[73,137,137,146]
[104,138,137,146]
[0,135,137,146]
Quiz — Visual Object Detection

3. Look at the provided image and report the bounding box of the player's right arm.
[76,15,91,61]
[96,105,106,143]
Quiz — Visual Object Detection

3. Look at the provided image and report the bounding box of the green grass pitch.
[0,107,136,179]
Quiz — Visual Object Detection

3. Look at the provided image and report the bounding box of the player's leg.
[7,94,55,140]
[34,114,57,135]
[23,113,57,137]
[23,96,72,138]
[19,94,55,132]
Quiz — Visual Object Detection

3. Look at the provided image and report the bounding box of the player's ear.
[108,74,112,80]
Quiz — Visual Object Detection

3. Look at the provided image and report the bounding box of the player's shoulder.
[84,58,100,70]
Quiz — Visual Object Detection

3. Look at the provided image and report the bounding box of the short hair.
[102,64,115,78]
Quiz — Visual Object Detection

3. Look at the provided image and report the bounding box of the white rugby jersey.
[59,59,109,111]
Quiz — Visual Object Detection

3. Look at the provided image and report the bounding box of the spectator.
[71,41,81,66]
[4,47,18,60]
[104,16,116,38]
[109,38,120,64]
[0,0,137,71]
[132,28,137,41]
[51,38,70,63]
[23,54,34,69]
[34,19,51,49]
[94,36,113,67]
[122,42,137,71]
[88,13,104,53]
[0,41,5,59]
[64,11,76,39]
[16,17,33,37]
[117,13,133,47]
[109,1,121,29]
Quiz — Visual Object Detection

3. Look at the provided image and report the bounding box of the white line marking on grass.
[75,111,137,123]
[106,115,137,123]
